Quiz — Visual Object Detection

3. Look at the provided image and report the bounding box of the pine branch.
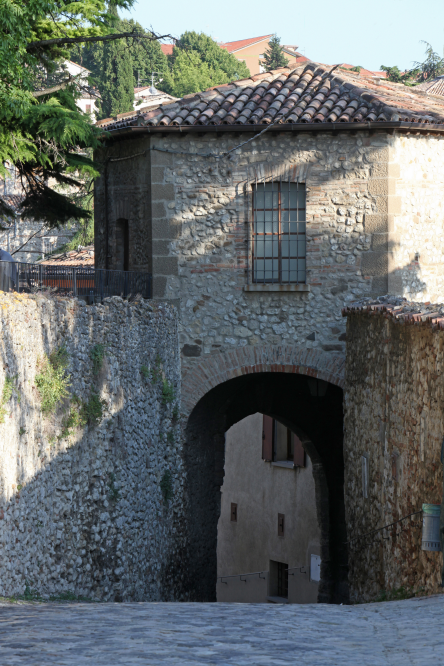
[26,31,175,52]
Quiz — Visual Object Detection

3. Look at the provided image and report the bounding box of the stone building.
[94,61,444,603]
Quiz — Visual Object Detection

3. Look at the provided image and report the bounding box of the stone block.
[153,240,171,255]
[153,256,178,276]
[368,178,397,197]
[151,183,175,202]
[151,202,166,218]
[151,167,166,184]
[182,344,201,357]
[371,234,388,252]
[361,251,388,277]
[152,275,167,297]
[151,150,174,166]
[370,275,389,295]
[152,219,177,239]
[365,147,389,163]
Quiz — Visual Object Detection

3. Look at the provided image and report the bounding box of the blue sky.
[122,0,444,72]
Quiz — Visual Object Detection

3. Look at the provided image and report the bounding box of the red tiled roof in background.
[340,64,387,79]
[161,44,174,56]
[416,76,444,97]
[220,35,272,53]
[40,246,94,267]
[98,61,444,132]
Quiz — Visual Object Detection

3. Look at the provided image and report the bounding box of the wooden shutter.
[293,433,305,467]
[262,414,273,461]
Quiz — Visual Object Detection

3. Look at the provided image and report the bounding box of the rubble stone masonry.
[344,302,444,602]
[0,292,183,601]
[95,129,444,384]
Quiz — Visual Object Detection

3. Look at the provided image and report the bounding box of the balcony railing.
[0,261,152,301]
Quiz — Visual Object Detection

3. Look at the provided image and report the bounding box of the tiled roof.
[1,194,24,214]
[161,44,174,56]
[416,76,444,97]
[98,62,444,132]
[220,35,272,53]
[340,64,387,79]
[343,296,444,331]
[40,246,94,267]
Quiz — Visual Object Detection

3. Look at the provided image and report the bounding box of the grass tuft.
[35,345,70,415]
[90,344,106,375]
[160,469,173,504]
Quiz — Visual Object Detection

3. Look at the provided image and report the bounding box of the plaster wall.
[344,310,444,602]
[0,292,184,601]
[216,413,320,603]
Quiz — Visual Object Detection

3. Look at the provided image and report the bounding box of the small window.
[230,503,237,522]
[271,418,306,467]
[252,181,306,284]
[278,513,285,537]
[362,455,369,499]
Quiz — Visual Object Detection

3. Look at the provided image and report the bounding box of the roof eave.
[102,121,444,139]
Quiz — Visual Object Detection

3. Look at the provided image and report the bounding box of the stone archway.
[179,346,347,605]
[181,345,345,418]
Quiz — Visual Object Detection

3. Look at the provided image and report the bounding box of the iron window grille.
[252,180,306,284]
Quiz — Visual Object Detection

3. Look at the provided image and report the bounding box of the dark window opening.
[252,181,306,284]
[116,219,129,271]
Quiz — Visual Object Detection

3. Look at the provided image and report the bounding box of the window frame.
[251,179,306,285]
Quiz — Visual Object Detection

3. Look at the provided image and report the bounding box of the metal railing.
[0,261,152,301]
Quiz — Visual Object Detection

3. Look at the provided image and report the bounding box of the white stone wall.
[391,133,444,302]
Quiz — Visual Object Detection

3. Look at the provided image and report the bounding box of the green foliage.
[164,31,250,97]
[12,582,95,603]
[35,345,70,415]
[151,355,163,383]
[17,484,23,491]
[262,34,289,72]
[375,586,424,602]
[167,430,175,444]
[59,404,83,440]
[162,380,175,405]
[90,343,106,375]
[0,0,133,225]
[172,404,179,423]
[380,65,417,85]
[160,469,173,504]
[80,392,107,427]
[412,42,444,82]
[99,23,135,118]
[19,427,26,436]
[0,374,18,422]
[107,472,120,502]
[140,365,150,380]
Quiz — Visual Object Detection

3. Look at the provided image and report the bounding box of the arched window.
[115,219,129,271]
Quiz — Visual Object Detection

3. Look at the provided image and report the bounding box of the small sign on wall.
[422,503,441,551]
[310,554,321,582]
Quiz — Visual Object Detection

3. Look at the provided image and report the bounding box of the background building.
[217,413,321,603]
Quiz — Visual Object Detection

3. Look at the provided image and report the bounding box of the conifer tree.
[99,37,135,117]
[262,35,289,71]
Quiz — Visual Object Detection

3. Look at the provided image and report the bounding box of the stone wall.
[390,134,444,302]
[0,292,183,601]
[344,299,444,602]
[95,129,401,375]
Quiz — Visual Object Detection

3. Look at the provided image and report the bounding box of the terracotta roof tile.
[416,76,444,97]
[40,246,94,267]
[219,35,272,53]
[100,62,444,132]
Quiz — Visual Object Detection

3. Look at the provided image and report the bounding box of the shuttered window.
[252,182,306,284]
[262,415,305,468]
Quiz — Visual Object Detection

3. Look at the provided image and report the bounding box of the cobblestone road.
[0,595,443,665]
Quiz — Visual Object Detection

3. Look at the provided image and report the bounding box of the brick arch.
[181,345,345,416]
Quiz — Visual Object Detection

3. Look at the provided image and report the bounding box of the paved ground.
[0,595,443,665]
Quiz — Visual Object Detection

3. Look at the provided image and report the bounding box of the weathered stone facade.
[344,299,444,602]
[94,121,444,603]
[0,292,183,601]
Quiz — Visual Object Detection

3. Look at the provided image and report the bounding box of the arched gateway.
[181,346,347,605]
